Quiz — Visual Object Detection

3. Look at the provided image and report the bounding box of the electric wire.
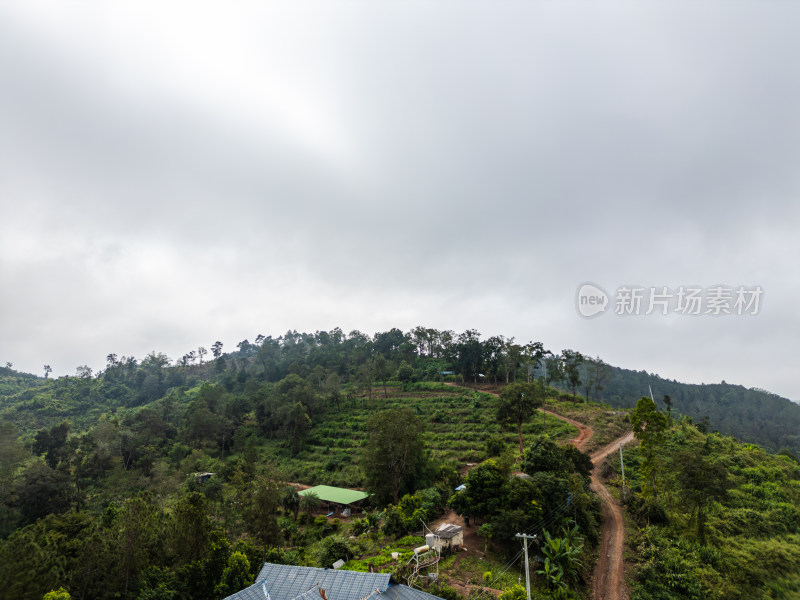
[492,548,525,582]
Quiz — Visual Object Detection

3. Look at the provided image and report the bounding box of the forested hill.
[1,327,798,456]
[0,365,43,397]
[599,365,800,455]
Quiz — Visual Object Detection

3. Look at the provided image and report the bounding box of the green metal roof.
[297,485,368,505]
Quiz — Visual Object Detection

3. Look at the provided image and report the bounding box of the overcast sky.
[1,2,798,400]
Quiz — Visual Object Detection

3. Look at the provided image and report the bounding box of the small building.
[194,472,215,484]
[426,523,463,554]
[297,485,369,516]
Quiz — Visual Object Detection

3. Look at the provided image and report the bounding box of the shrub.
[311,535,353,568]
[427,583,464,600]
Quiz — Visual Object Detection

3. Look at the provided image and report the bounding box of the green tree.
[560,350,584,400]
[42,588,71,600]
[32,421,71,469]
[0,511,114,600]
[355,358,375,405]
[116,495,161,597]
[674,441,731,543]
[361,408,428,504]
[14,462,75,524]
[312,535,352,568]
[543,355,563,390]
[184,399,216,448]
[281,487,301,521]
[299,491,320,520]
[171,492,214,564]
[662,394,674,423]
[213,551,251,598]
[454,329,484,384]
[522,341,547,383]
[374,355,392,398]
[449,458,509,521]
[237,472,282,547]
[522,434,570,475]
[282,402,311,453]
[323,372,341,409]
[485,434,507,458]
[396,360,414,385]
[497,382,543,455]
[276,374,317,414]
[631,396,669,498]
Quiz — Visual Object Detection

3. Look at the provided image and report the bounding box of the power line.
[522,496,572,537]
[489,548,524,587]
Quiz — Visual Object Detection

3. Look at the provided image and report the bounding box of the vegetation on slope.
[1,327,798,600]
[601,398,800,600]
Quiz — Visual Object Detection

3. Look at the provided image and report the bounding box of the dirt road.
[589,431,635,600]
[538,405,633,599]
[540,408,594,451]
[447,383,633,598]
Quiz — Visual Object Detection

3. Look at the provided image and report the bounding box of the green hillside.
[0,365,44,397]
[2,327,799,600]
[602,401,800,599]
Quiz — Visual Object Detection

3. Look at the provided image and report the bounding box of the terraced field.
[260,384,578,487]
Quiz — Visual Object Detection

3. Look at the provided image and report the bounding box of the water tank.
[414,545,430,554]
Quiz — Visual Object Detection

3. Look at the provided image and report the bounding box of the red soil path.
[446,384,633,599]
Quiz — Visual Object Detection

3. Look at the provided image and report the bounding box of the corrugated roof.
[249,564,390,600]
[434,524,463,539]
[223,579,273,600]
[383,585,444,600]
[291,586,324,600]
[225,564,443,600]
[297,485,369,505]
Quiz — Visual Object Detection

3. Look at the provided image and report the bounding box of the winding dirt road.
[540,406,633,599]
[588,431,635,600]
[448,384,633,598]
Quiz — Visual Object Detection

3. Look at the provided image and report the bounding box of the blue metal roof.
[224,564,444,600]
[227,564,389,600]
[383,585,444,600]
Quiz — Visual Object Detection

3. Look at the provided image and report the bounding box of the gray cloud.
[1,2,798,399]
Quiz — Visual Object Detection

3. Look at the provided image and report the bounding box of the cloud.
[0,2,798,400]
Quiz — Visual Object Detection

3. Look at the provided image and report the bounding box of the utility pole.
[619,442,626,500]
[515,533,536,600]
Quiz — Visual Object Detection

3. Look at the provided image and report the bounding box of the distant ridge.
[596,365,800,455]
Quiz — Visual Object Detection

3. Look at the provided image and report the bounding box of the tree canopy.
[496,382,544,455]
[361,408,429,505]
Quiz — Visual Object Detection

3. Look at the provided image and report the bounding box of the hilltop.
[2,328,798,457]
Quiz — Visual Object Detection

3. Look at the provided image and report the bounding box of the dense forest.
[1,327,798,599]
[599,366,800,455]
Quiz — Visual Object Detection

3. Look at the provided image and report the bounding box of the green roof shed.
[297,485,368,505]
